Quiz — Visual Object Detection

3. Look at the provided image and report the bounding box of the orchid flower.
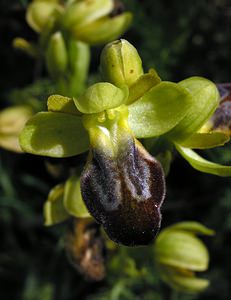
[20,39,231,246]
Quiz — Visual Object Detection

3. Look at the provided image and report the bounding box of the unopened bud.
[63,0,113,30]
[154,221,214,294]
[100,39,143,87]
[26,1,62,33]
[46,32,68,79]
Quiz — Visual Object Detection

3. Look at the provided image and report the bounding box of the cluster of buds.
[13,0,132,96]
[20,39,231,249]
[25,0,132,45]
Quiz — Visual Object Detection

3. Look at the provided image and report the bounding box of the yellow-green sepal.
[166,77,219,143]
[47,95,81,115]
[44,183,70,226]
[128,82,192,138]
[176,144,231,176]
[19,112,89,157]
[74,83,128,114]
[126,68,161,105]
[179,132,230,149]
[64,175,91,218]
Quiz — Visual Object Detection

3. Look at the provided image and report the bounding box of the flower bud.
[46,32,68,79]
[81,106,165,246]
[71,12,132,46]
[100,39,143,87]
[12,38,38,58]
[65,218,106,281]
[43,183,69,226]
[154,222,214,294]
[26,1,62,33]
[63,0,113,30]
[0,106,33,153]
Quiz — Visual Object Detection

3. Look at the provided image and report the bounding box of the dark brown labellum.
[81,138,166,246]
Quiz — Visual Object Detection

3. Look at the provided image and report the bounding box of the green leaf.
[176,144,231,176]
[47,94,81,115]
[128,82,192,138]
[64,175,90,218]
[126,68,161,105]
[72,13,132,45]
[167,77,219,142]
[74,82,128,114]
[44,183,70,226]
[20,112,89,157]
[179,132,230,149]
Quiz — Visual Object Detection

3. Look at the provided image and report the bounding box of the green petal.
[179,132,230,149]
[19,112,89,157]
[64,175,90,218]
[126,68,161,105]
[176,144,231,176]
[44,183,70,226]
[128,82,192,138]
[72,13,132,45]
[74,82,128,114]
[47,94,81,115]
[166,221,215,236]
[167,77,219,142]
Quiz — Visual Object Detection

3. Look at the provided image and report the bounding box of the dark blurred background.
[0,0,231,299]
